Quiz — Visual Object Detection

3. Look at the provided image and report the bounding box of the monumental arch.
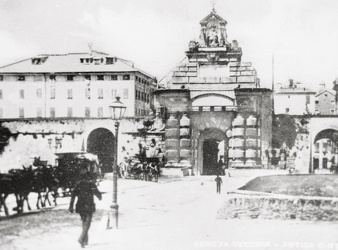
[155,9,272,175]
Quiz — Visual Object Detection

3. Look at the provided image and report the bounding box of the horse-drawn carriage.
[119,156,161,182]
[55,152,101,195]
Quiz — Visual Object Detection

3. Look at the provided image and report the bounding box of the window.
[288,95,290,98]
[97,75,104,81]
[85,88,91,99]
[67,75,74,81]
[315,100,319,104]
[286,108,289,113]
[19,108,24,118]
[67,89,73,99]
[85,107,90,118]
[50,88,56,99]
[67,107,73,117]
[0,89,2,99]
[331,100,335,103]
[111,89,117,99]
[37,107,42,118]
[111,75,118,81]
[98,88,103,99]
[84,75,91,80]
[306,95,310,105]
[50,107,55,118]
[18,76,25,81]
[98,107,103,118]
[123,88,128,99]
[36,89,42,98]
[136,90,139,100]
[49,75,56,81]
[135,76,138,81]
[106,58,115,65]
[0,75,3,81]
[146,94,150,103]
[331,109,335,114]
[19,89,24,99]
[123,75,130,80]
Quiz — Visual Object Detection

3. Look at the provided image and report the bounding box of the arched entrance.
[313,129,338,171]
[198,128,227,175]
[87,128,115,173]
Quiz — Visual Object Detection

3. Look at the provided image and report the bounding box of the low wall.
[217,192,338,221]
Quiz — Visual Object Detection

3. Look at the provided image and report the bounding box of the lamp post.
[108,96,126,229]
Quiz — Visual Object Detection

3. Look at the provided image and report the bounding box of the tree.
[271,115,297,149]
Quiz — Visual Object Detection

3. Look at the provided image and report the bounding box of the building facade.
[274,80,316,115]
[154,9,272,175]
[0,51,157,119]
[315,84,336,115]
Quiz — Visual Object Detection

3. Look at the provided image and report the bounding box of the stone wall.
[218,193,338,221]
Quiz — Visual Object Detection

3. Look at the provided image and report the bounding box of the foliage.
[0,125,11,154]
[271,115,297,149]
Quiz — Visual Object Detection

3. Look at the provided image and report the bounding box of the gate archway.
[313,129,338,171]
[197,128,228,175]
[87,128,115,173]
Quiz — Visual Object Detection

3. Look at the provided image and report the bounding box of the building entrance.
[87,128,115,173]
[202,139,220,175]
[198,128,227,175]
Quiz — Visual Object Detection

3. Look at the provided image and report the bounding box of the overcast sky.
[0,0,338,89]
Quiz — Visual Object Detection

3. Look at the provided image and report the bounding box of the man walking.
[69,172,102,248]
[215,174,223,194]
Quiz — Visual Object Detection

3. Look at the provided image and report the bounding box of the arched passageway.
[313,129,338,171]
[87,128,115,173]
[198,128,227,175]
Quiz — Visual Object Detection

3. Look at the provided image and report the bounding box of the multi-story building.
[314,83,336,115]
[0,50,157,119]
[274,80,316,115]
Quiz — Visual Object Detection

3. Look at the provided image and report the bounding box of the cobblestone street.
[2,170,338,250]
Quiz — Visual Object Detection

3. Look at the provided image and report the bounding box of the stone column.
[165,113,180,165]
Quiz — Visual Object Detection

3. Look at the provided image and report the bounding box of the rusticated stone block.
[228,62,241,67]
[222,77,237,83]
[165,128,179,138]
[180,149,190,159]
[240,62,252,67]
[180,128,190,136]
[171,77,189,84]
[186,72,197,77]
[174,72,186,77]
[180,138,190,148]
[166,139,179,149]
[188,67,197,72]
[229,67,238,72]
[166,149,179,160]
[180,67,189,72]
[240,71,255,76]
[237,76,256,83]
[237,67,247,71]
[187,62,197,67]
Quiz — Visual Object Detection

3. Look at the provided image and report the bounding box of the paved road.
[3,170,338,250]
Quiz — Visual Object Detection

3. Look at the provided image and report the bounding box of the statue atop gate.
[199,9,229,48]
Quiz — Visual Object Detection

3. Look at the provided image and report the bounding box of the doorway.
[87,128,115,173]
[198,128,227,175]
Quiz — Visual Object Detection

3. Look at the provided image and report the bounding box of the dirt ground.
[1,170,338,250]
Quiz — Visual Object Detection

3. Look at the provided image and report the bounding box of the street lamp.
[108,96,126,229]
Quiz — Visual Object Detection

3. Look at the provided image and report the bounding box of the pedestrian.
[215,174,223,194]
[218,156,225,175]
[69,172,102,248]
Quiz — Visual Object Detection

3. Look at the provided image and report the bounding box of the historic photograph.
[1,0,338,249]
